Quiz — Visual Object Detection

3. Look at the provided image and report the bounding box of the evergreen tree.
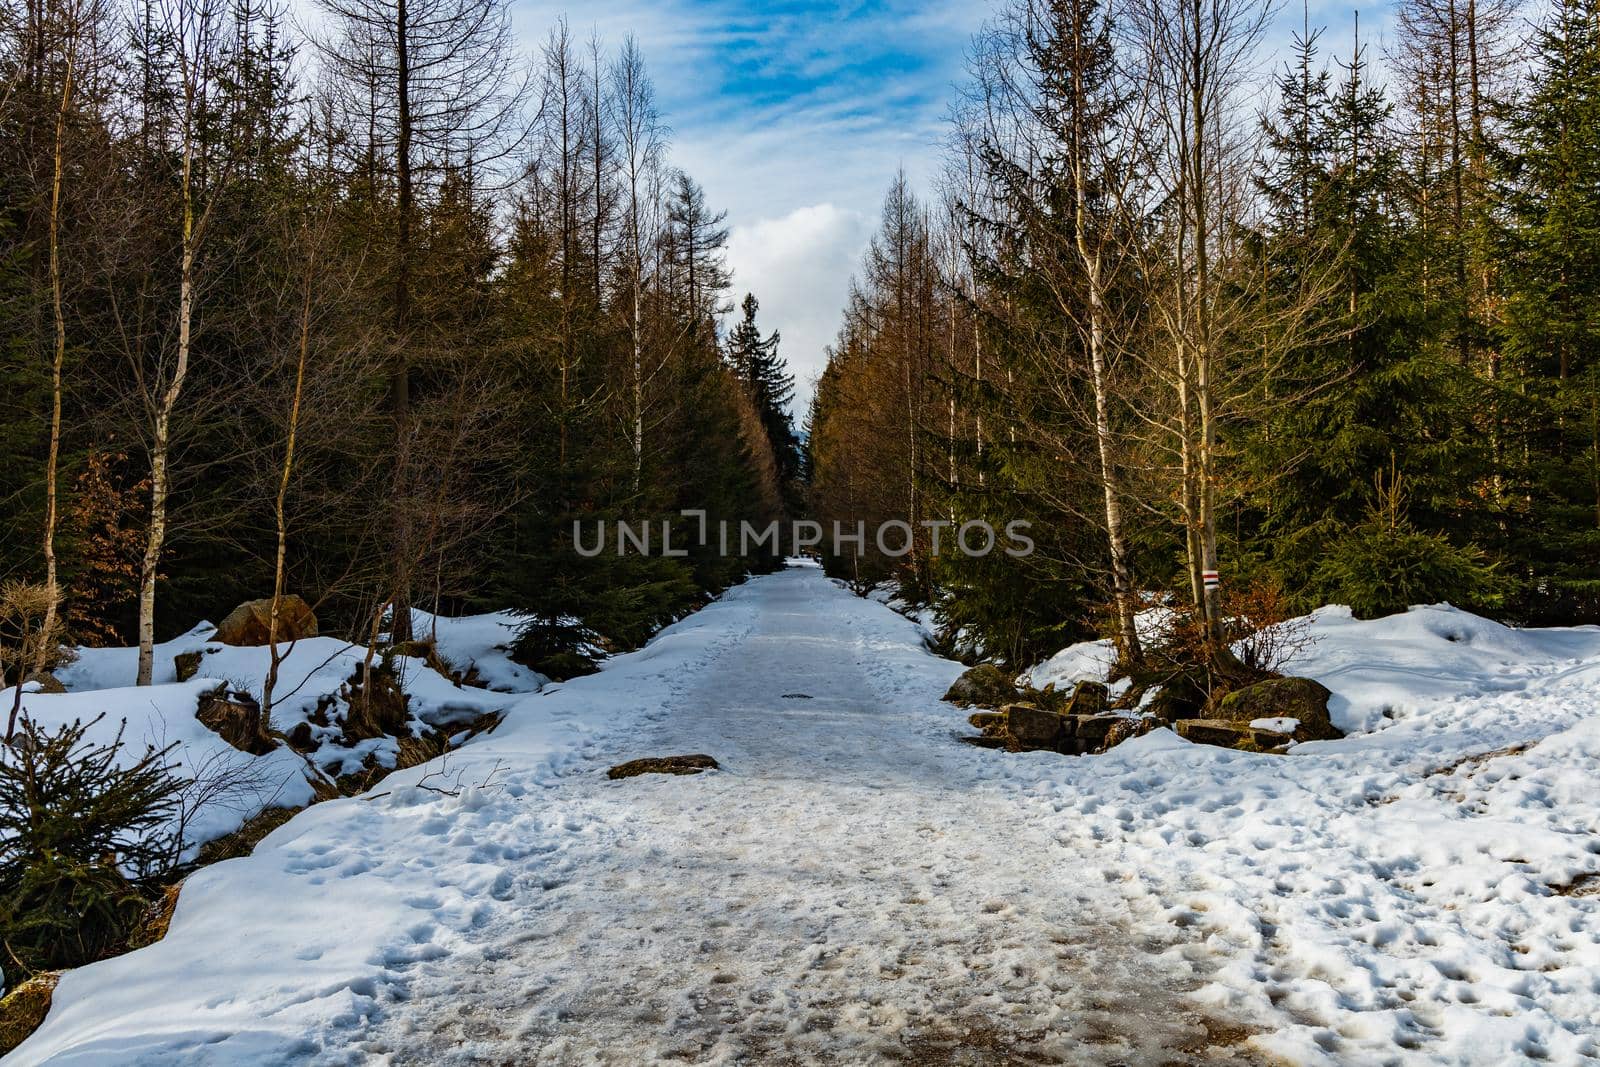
[726,293,801,493]
[664,171,730,340]
[1501,0,1600,617]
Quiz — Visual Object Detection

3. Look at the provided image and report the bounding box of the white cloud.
[724,204,875,417]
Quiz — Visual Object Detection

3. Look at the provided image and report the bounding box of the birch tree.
[1131,0,1335,659]
[610,36,664,490]
[134,0,228,686]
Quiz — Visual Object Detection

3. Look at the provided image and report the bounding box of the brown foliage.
[65,450,148,648]
[1138,579,1317,704]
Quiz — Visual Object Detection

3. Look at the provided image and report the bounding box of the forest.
[809,0,1600,675]
[0,0,804,685]
[6,0,1600,1059]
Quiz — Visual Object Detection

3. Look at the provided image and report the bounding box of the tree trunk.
[137,140,197,686]
[36,46,74,674]
[263,242,316,720]
[389,0,415,643]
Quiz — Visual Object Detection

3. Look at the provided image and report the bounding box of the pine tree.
[726,293,801,492]
[664,171,730,340]
[1501,0,1600,617]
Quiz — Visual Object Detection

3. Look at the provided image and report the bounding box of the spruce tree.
[1502,0,1600,618]
[726,293,801,491]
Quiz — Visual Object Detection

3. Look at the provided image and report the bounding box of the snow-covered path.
[346,565,1247,1064]
[12,563,1252,1066]
[35,564,1600,1064]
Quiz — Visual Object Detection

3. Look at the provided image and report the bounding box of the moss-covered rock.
[1214,676,1341,742]
[942,663,1020,708]
[0,972,59,1056]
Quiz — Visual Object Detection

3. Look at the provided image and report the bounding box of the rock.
[213,595,319,647]
[1144,677,1206,722]
[942,663,1020,708]
[21,672,65,694]
[196,687,275,755]
[1175,718,1258,748]
[1003,703,1064,748]
[967,710,1005,734]
[1249,722,1296,749]
[285,721,316,752]
[1063,680,1109,717]
[608,754,719,779]
[1029,683,1070,713]
[1214,676,1341,742]
[1068,712,1124,746]
[0,972,59,1056]
[173,650,204,682]
[1101,716,1157,751]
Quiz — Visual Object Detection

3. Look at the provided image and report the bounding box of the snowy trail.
[346,566,1250,1065]
[15,565,1600,1065]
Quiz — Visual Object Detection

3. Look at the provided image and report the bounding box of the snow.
[1021,606,1175,697]
[1249,716,1298,733]
[55,622,216,690]
[1015,601,1600,1064]
[5,609,536,858]
[1,678,317,856]
[406,608,547,694]
[11,581,1600,1064]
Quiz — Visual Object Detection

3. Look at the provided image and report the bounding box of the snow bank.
[7,609,540,859]
[1021,607,1175,695]
[1286,603,1600,734]
[407,608,547,694]
[1011,602,1600,1063]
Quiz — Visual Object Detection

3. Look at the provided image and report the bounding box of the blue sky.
[514,0,985,411]
[513,0,1399,413]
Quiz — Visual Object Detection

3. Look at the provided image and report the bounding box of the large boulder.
[1214,676,1341,742]
[943,663,1021,708]
[196,687,275,755]
[1003,703,1065,748]
[213,595,318,647]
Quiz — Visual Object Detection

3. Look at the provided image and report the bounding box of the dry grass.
[0,972,59,1056]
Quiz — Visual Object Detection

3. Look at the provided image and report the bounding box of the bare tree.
[134,0,230,686]
[610,36,665,489]
[315,0,529,641]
